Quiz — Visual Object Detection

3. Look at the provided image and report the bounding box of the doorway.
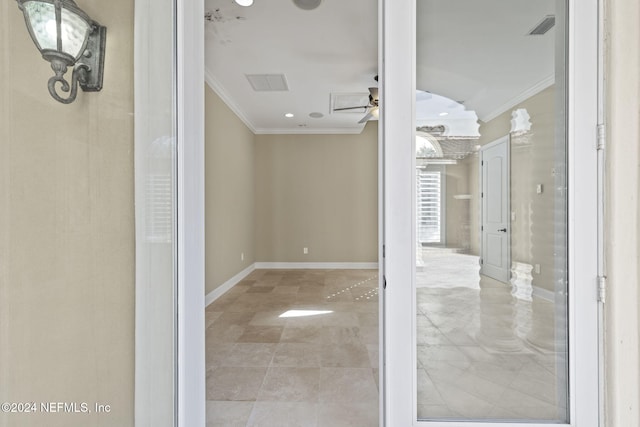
[382,0,600,425]
[480,136,510,283]
[202,1,380,425]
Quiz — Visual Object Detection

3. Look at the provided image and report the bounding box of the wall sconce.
[15,0,106,104]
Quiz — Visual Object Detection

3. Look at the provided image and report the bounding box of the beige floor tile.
[246,286,275,293]
[434,382,495,418]
[247,402,317,427]
[319,368,378,404]
[281,325,325,344]
[217,343,277,367]
[206,311,223,329]
[357,312,378,327]
[249,311,290,326]
[417,404,460,420]
[273,285,300,294]
[320,311,360,327]
[206,401,254,427]
[257,367,320,402]
[358,326,378,345]
[206,269,381,426]
[320,342,371,368]
[272,343,322,367]
[366,344,378,369]
[416,369,445,405]
[317,401,378,427]
[237,326,284,343]
[207,367,268,401]
[213,311,256,326]
[206,324,245,343]
[206,342,235,367]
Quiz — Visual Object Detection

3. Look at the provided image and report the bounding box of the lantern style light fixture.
[15,0,106,104]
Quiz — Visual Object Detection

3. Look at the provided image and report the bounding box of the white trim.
[205,264,256,306]
[383,0,599,425]
[205,69,369,136]
[205,262,379,307]
[254,262,379,270]
[205,69,257,134]
[480,74,555,123]
[177,0,206,425]
[568,0,599,423]
[254,127,366,135]
[532,285,555,302]
[382,0,416,425]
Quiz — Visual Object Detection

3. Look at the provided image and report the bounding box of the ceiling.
[204,0,556,135]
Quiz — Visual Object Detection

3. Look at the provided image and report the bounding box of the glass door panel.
[134,0,178,425]
[415,0,568,422]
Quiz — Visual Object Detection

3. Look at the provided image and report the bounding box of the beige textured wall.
[205,85,255,294]
[255,124,378,263]
[468,87,557,291]
[605,0,640,422]
[0,1,134,427]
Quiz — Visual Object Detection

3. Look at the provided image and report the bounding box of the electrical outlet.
[303,247,308,255]
[511,211,516,221]
[536,184,544,194]
[534,264,541,274]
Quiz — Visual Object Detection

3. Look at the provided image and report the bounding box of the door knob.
[498,228,507,232]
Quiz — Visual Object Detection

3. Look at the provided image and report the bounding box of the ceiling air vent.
[245,74,289,91]
[330,93,370,114]
[527,15,555,35]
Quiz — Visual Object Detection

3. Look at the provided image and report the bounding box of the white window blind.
[417,169,442,244]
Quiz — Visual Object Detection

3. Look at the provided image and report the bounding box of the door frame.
[381,0,600,426]
[176,0,206,425]
[134,0,206,425]
[479,136,511,283]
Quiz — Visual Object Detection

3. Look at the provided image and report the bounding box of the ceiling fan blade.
[358,106,379,124]
[358,112,374,124]
[333,105,369,111]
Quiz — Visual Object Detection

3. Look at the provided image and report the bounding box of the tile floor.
[206,261,567,425]
[205,269,379,427]
[416,250,567,422]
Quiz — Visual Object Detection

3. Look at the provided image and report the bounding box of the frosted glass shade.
[20,0,92,62]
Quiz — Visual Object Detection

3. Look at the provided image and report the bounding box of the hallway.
[205,269,379,426]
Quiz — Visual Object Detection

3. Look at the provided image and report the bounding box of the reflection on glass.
[134,0,177,425]
[415,0,567,422]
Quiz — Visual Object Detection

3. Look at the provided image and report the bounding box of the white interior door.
[481,137,510,283]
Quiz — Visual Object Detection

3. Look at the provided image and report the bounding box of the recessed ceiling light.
[439,112,449,116]
[285,113,294,118]
[293,0,322,10]
[309,112,324,119]
[234,0,253,6]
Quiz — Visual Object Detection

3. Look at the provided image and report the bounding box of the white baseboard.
[532,286,555,302]
[254,262,379,270]
[205,262,379,307]
[205,263,256,307]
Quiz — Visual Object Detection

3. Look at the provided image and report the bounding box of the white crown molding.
[480,74,555,123]
[205,263,256,307]
[254,127,366,135]
[254,262,379,269]
[205,70,369,136]
[204,69,258,134]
